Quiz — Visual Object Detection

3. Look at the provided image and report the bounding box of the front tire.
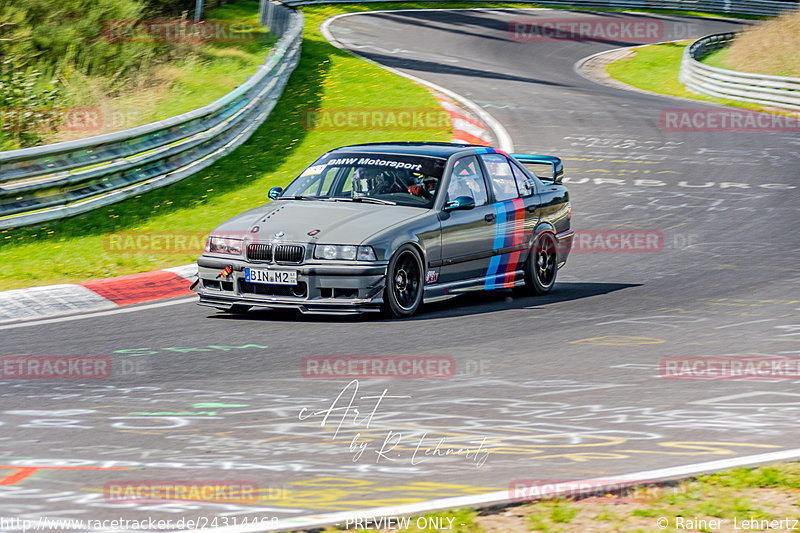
[383,244,424,318]
[524,232,558,295]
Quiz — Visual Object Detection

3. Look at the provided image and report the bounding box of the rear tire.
[524,232,558,295]
[383,244,424,318]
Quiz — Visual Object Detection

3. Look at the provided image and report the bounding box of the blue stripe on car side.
[486,199,525,290]
[485,256,502,290]
[495,200,517,284]
[485,201,507,290]
[493,202,508,250]
[502,199,516,249]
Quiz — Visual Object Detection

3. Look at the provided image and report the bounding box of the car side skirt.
[423,269,526,302]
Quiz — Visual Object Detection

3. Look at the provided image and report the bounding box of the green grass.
[696,465,800,490]
[66,1,278,132]
[548,501,579,523]
[0,3,451,290]
[606,41,696,95]
[0,1,277,150]
[131,1,279,124]
[146,2,283,119]
[604,41,786,113]
[699,47,731,70]
[332,462,800,532]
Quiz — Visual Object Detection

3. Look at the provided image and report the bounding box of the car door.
[438,155,498,286]
[478,152,541,289]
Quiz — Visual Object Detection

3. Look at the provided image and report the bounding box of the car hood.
[211,200,424,244]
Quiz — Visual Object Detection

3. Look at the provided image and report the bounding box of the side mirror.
[268,186,283,200]
[523,178,536,195]
[444,195,476,212]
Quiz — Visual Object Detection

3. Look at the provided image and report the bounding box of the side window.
[479,154,518,202]
[511,162,534,197]
[448,156,488,206]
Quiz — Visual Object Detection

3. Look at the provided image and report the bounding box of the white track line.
[175,448,800,533]
[320,10,514,152]
[0,296,198,330]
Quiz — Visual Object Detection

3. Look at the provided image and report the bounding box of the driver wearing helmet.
[353,167,392,196]
[407,176,437,199]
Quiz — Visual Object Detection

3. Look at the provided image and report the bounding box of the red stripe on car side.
[503,199,526,288]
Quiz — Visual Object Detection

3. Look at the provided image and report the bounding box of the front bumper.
[194,255,388,314]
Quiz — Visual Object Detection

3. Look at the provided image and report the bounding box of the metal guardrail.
[284,0,798,17]
[0,5,303,230]
[261,0,294,35]
[679,32,800,111]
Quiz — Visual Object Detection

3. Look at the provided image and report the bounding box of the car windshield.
[281,152,446,208]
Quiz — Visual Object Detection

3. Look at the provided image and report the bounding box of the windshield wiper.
[275,195,316,200]
[349,197,397,206]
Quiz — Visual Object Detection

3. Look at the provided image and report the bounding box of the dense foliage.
[0,57,63,149]
[0,0,244,148]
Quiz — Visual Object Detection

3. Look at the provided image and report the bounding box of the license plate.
[245,268,297,285]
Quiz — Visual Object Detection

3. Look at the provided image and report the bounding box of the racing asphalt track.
[1,8,799,532]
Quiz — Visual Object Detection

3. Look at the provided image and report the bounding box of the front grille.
[247,243,273,262]
[239,280,307,298]
[274,244,304,263]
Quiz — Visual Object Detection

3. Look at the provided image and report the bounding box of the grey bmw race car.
[193,142,573,317]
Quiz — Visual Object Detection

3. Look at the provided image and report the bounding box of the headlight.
[317,244,338,260]
[340,245,357,260]
[356,246,376,261]
[314,244,376,261]
[205,236,243,255]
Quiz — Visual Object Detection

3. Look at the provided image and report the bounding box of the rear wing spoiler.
[510,154,564,184]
